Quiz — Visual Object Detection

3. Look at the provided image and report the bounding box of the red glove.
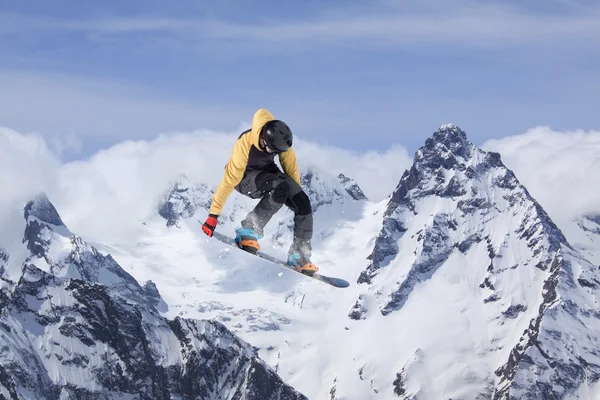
[202,214,218,237]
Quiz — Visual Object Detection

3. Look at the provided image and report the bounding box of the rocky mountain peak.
[22,193,74,260]
[432,123,467,144]
[367,125,567,285]
[338,173,368,201]
[24,193,66,227]
[158,169,367,227]
[414,124,473,172]
[347,124,600,398]
[301,170,368,211]
[158,174,213,227]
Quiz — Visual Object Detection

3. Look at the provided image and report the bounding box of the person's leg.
[238,171,292,237]
[235,171,317,275]
[284,191,313,257]
[281,183,318,275]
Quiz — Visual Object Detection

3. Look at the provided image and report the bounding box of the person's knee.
[272,180,290,203]
[291,191,312,215]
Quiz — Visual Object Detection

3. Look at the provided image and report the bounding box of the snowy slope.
[15,127,600,400]
[0,194,307,399]
[350,125,600,399]
[95,130,600,399]
[563,213,600,267]
[96,167,374,398]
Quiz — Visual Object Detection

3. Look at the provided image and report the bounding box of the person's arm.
[279,147,301,186]
[209,138,250,215]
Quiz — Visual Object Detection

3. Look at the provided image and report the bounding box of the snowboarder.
[201,108,318,276]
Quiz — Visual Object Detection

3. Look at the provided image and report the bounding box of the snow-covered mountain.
[158,170,368,229]
[137,133,600,399]
[0,194,307,399]
[158,174,213,228]
[301,171,368,210]
[8,126,600,400]
[349,124,600,399]
[156,168,368,252]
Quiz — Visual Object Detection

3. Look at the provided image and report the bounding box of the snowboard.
[211,231,350,288]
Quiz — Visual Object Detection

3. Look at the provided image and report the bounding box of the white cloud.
[4,122,600,257]
[0,126,411,245]
[0,127,61,250]
[0,127,60,207]
[55,131,411,243]
[483,126,600,228]
[293,139,411,202]
[53,130,239,242]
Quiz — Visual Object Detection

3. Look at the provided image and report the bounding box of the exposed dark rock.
[484,294,500,303]
[392,371,407,397]
[578,278,598,289]
[158,175,212,227]
[142,280,162,307]
[458,198,492,215]
[485,151,504,168]
[359,218,407,284]
[330,377,338,400]
[23,219,50,258]
[385,167,420,217]
[502,304,527,319]
[348,295,367,320]
[456,233,484,253]
[493,170,519,190]
[480,276,495,291]
[338,173,368,201]
[24,194,65,227]
[382,214,453,315]
[441,176,467,198]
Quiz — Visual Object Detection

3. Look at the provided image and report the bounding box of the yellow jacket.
[209,108,301,215]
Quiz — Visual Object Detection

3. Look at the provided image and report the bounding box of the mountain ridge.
[3,123,600,399]
[0,194,307,400]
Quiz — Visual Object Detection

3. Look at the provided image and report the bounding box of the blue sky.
[0,0,599,159]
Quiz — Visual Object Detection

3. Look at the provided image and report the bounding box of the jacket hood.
[251,108,276,150]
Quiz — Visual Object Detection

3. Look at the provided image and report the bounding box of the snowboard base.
[211,231,350,288]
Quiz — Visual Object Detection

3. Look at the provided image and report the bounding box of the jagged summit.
[435,123,466,139]
[349,124,599,398]
[158,169,367,227]
[432,123,468,146]
[159,174,213,227]
[338,173,368,201]
[24,193,66,227]
[301,170,368,211]
[23,194,73,254]
[415,124,473,169]
[386,125,524,218]
[374,125,567,284]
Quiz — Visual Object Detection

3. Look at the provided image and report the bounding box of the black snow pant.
[235,170,313,255]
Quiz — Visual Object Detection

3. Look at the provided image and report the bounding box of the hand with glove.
[202,214,219,237]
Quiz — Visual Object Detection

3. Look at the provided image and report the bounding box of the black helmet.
[261,120,293,153]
